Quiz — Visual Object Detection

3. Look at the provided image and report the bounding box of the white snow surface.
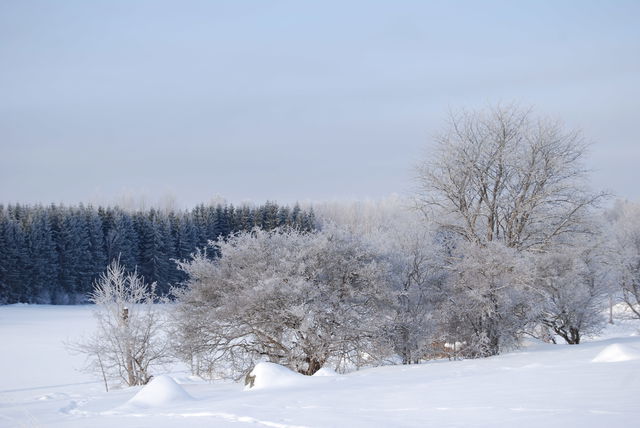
[1,304,639,427]
[592,343,640,363]
[246,362,306,390]
[311,367,338,377]
[122,375,194,409]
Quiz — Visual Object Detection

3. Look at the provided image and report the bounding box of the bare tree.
[416,104,605,251]
[414,105,606,355]
[70,260,171,388]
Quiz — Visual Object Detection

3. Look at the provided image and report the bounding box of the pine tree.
[85,206,108,284]
[25,207,59,303]
[191,204,210,249]
[105,209,139,272]
[227,205,238,232]
[3,214,29,303]
[301,207,316,232]
[237,206,254,231]
[277,206,291,227]
[0,209,9,303]
[156,214,175,294]
[73,207,95,298]
[54,208,92,302]
[135,210,175,293]
[291,203,302,228]
[170,212,197,261]
[262,202,279,230]
[214,205,231,239]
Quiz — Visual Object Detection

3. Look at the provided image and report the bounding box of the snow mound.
[246,362,305,390]
[592,343,640,363]
[313,367,338,377]
[126,375,194,408]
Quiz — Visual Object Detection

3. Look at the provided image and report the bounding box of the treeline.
[0,202,316,304]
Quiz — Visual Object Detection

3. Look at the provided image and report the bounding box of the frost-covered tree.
[414,105,607,354]
[416,104,604,251]
[437,241,534,356]
[172,227,393,378]
[71,260,170,388]
[346,210,447,364]
[533,240,609,344]
[383,227,445,364]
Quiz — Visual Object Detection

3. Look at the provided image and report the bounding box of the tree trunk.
[553,325,581,345]
[609,295,614,324]
[302,357,324,375]
[121,307,136,385]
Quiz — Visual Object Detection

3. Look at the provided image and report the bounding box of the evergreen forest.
[0,202,315,304]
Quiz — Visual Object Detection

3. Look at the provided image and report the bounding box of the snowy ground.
[1,305,639,427]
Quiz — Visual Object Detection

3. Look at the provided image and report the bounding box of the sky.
[1,0,639,208]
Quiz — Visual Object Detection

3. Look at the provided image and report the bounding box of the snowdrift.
[245,362,340,390]
[125,375,194,408]
[592,343,640,363]
[245,362,307,390]
[312,367,338,377]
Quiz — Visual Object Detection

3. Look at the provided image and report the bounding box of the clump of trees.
[70,104,638,386]
[166,105,631,381]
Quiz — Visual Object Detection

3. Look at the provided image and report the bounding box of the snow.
[312,367,338,377]
[245,363,340,390]
[122,376,193,409]
[1,304,640,427]
[246,362,306,390]
[0,304,95,391]
[592,343,640,363]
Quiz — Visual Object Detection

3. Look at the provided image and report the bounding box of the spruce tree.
[26,207,59,303]
[85,206,108,284]
[3,215,29,303]
[0,210,9,303]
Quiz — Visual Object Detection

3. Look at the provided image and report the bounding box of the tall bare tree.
[416,104,604,251]
[415,105,606,355]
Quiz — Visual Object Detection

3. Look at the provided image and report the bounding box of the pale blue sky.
[1,1,639,207]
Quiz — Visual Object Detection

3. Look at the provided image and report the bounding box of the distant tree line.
[0,202,315,304]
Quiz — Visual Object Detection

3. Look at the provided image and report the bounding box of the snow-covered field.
[1,305,639,427]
